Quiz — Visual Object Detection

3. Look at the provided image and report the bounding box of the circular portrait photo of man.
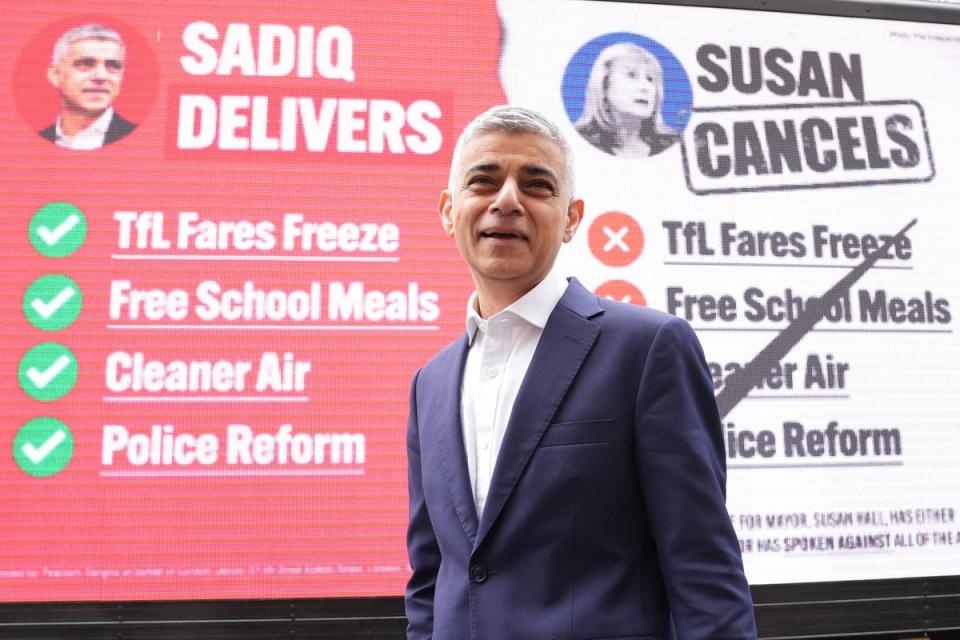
[562,33,693,159]
[14,17,158,151]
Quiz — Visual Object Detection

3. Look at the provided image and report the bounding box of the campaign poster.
[0,0,958,602]
[499,0,960,584]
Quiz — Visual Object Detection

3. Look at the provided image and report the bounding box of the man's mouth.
[480,230,525,241]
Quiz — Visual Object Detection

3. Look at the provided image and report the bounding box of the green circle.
[29,203,87,258]
[13,417,74,477]
[18,342,78,401]
[23,274,83,331]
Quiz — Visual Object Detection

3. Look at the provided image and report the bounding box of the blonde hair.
[575,42,675,140]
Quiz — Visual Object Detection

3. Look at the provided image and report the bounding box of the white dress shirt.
[54,108,113,150]
[461,267,569,516]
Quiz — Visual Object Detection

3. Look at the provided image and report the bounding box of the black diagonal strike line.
[715,218,918,418]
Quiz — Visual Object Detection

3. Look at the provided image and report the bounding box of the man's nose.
[92,63,109,79]
[490,179,523,215]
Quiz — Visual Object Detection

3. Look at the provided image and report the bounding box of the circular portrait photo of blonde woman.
[562,33,692,158]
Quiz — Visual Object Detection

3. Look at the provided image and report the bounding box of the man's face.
[47,38,125,117]
[440,131,583,300]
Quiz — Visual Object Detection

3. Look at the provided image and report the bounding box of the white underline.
[106,324,439,331]
[111,254,399,262]
[99,469,365,478]
[103,396,309,403]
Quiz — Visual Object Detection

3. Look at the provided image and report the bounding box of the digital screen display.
[1,0,958,602]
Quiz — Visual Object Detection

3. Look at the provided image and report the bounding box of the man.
[406,105,757,639]
[40,24,136,150]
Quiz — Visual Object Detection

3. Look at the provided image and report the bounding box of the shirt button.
[486,368,497,379]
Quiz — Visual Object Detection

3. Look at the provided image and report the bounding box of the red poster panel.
[0,0,504,601]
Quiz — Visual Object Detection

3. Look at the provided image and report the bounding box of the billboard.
[0,0,958,602]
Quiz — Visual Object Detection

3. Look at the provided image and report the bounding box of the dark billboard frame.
[1,1,958,637]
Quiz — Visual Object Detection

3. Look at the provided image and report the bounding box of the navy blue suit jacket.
[39,111,136,147]
[406,279,756,639]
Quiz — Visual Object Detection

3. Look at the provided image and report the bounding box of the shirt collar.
[55,107,114,141]
[465,266,569,345]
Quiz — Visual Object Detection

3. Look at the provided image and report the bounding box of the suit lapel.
[474,280,602,548]
[431,334,480,544]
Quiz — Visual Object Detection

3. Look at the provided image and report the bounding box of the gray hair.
[51,24,125,66]
[448,105,576,199]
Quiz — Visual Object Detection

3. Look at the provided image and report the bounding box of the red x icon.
[594,280,647,306]
[588,211,644,267]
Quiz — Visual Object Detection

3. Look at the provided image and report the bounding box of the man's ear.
[438,190,454,236]
[47,65,61,90]
[563,198,584,243]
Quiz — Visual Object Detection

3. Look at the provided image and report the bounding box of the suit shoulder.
[561,279,699,347]
[597,297,689,336]
[593,299,708,366]
[105,112,137,144]
[416,334,467,380]
[113,112,136,131]
[39,124,56,142]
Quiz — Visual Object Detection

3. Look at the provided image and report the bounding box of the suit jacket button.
[469,564,488,583]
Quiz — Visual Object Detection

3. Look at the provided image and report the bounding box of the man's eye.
[528,180,556,193]
[468,177,495,187]
[106,60,124,72]
[73,58,96,70]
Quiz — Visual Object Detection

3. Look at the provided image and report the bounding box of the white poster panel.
[499,0,960,585]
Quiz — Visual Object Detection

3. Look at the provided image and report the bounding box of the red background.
[0,0,504,602]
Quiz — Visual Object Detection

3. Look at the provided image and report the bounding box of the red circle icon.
[588,211,644,267]
[595,280,646,306]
